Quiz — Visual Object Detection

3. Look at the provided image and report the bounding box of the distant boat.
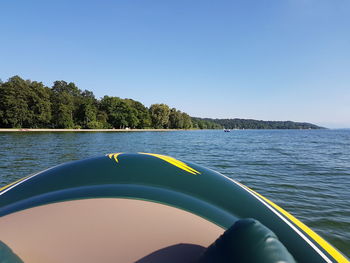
[224,129,231,132]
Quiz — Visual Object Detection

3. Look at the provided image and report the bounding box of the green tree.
[26,81,52,127]
[100,96,139,128]
[51,81,75,128]
[96,110,110,128]
[51,80,80,96]
[79,103,97,127]
[169,108,184,129]
[51,80,83,127]
[125,99,151,128]
[149,104,170,128]
[0,76,30,128]
[0,81,5,127]
[191,117,222,129]
[76,90,98,128]
[182,112,192,129]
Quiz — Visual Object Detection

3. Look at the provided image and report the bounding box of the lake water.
[0,129,349,257]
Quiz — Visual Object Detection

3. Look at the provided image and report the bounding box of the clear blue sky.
[1,0,349,128]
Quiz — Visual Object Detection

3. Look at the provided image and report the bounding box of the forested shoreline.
[196,118,323,130]
[0,76,220,129]
[0,76,322,130]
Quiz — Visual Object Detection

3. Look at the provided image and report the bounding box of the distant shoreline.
[0,128,326,132]
[0,128,187,132]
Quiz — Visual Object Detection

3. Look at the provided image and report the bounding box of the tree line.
[0,76,220,129]
[0,76,322,130]
[198,118,323,129]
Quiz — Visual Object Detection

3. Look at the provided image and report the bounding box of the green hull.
[0,153,347,263]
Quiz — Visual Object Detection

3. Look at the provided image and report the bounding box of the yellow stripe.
[0,175,31,194]
[107,153,123,163]
[106,152,200,175]
[138,153,201,175]
[238,182,348,263]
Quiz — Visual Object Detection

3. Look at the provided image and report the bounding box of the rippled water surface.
[0,129,349,257]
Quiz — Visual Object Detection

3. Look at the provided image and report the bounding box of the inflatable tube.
[0,153,348,263]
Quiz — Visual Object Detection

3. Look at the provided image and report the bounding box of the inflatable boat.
[0,153,348,263]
